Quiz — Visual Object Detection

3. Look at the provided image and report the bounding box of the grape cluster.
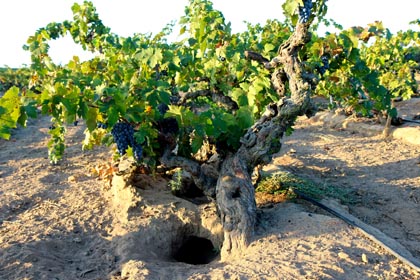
[111,122,133,155]
[298,0,313,23]
[157,103,169,116]
[111,122,143,161]
[318,55,330,75]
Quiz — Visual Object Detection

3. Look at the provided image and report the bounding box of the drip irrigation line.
[401,118,420,125]
[292,188,420,273]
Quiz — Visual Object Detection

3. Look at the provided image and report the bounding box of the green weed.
[255,170,354,204]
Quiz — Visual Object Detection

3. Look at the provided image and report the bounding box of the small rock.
[361,253,368,263]
[68,175,76,183]
[338,252,350,260]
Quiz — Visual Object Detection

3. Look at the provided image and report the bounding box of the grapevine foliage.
[12,0,291,164]
[310,21,420,116]
[0,0,419,165]
[0,67,32,93]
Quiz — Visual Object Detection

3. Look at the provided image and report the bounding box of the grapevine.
[1,0,419,261]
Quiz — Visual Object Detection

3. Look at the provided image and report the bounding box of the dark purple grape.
[298,0,313,23]
[157,103,169,116]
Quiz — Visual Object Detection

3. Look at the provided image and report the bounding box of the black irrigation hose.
[401,118,420,125]
[293,189,358,227]
[292,188,420,273]
[391,117,420,126]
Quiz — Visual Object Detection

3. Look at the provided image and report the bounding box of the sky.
[1,0,419,68]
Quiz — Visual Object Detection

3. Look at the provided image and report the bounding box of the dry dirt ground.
[0,98,420,279]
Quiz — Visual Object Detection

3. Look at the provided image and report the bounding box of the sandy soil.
[0,98,419,279]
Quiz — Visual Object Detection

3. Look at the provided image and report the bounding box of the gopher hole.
[172,235,219,265]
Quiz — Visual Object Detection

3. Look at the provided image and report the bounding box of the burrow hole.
[173,235,219,265]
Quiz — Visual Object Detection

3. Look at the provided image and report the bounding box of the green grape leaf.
[134,125,158,146]
[107,107,119,126]
[77,99,89,119]
[86,107,98,131]
[190,132,204,154]
[188,38,197,46]
[0,87,21,139]
[0,126,12,140]
[231,88,248,106]
[264,43,276,53]
[157,90,171,105]
[150,49,163,68]
[44,57,55,71]
[24,102,38,119]
[388,107,398,118]
[236,107,254,130]
[166,105,194,127]
[179,26,186,35]
[282,0,303,24]
[17,106,28,127]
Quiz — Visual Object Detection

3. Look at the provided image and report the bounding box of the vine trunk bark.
[216,22,316,260]
[216,154,257,260]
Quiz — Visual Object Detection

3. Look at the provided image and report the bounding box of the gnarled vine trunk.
[160,22,316,261]
[216,154,257,260]
[216,22,316,260]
